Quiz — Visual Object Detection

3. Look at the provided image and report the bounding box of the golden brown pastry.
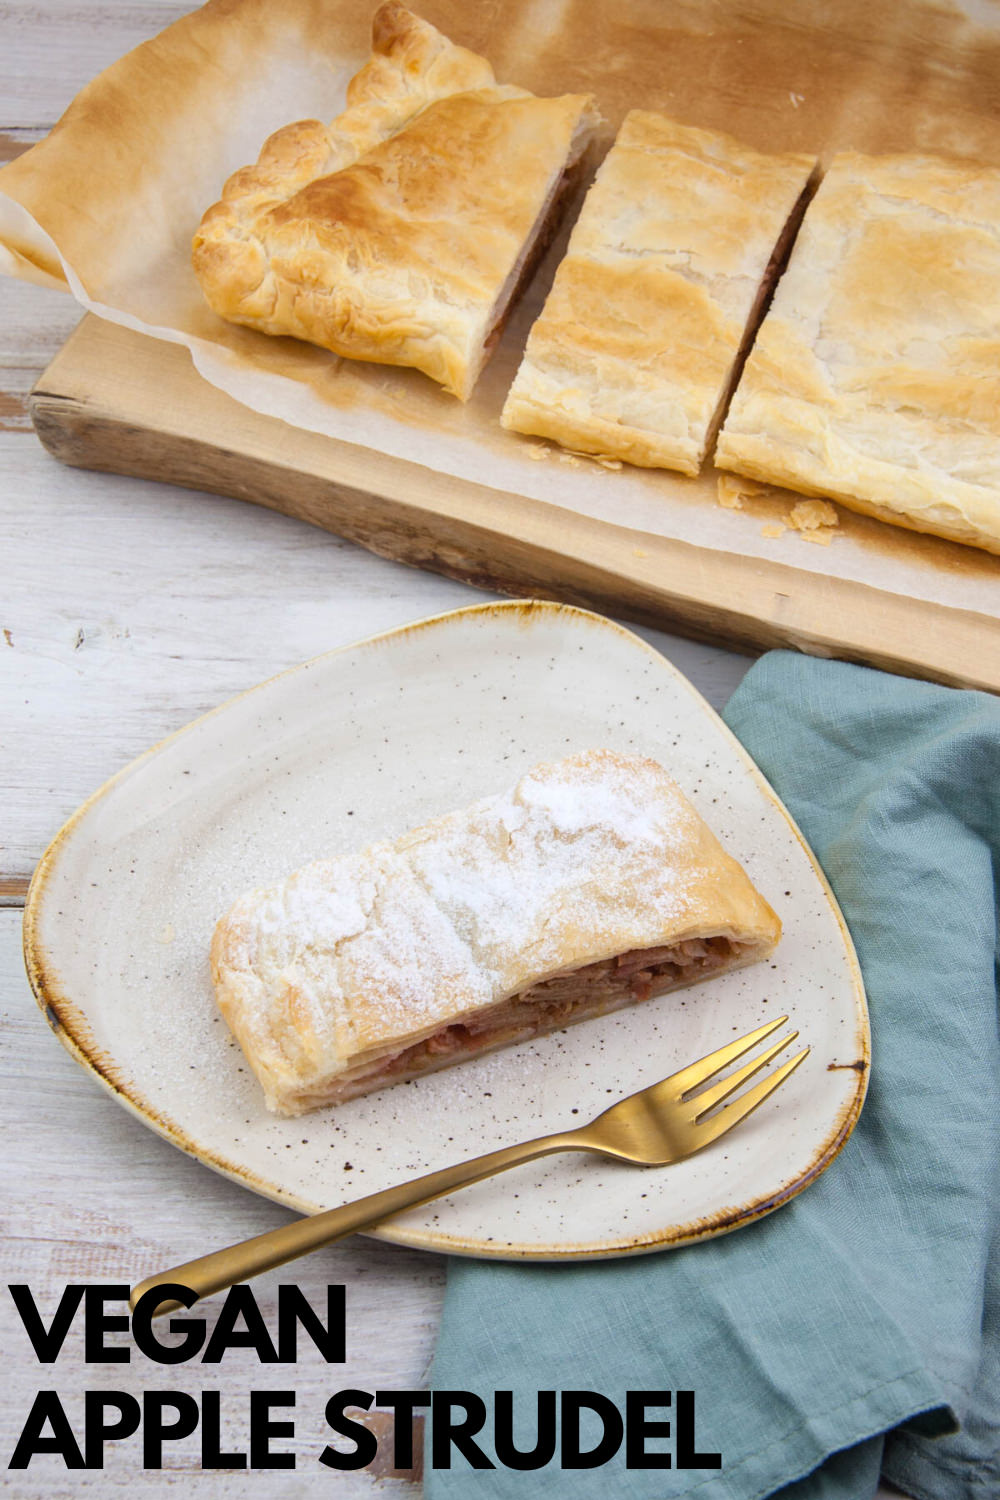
[212,750,782,1115]
[715,150,1000,553]
[501,112,817,474]
[192,3,597,399]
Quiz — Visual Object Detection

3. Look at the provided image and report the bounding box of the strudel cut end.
[192,3,598,399]
[211,750,781,1115]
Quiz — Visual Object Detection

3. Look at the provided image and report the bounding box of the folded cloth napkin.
[425,651,1000,1500]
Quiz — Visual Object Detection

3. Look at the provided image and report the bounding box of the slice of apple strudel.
[715,150,1000,553]
[501,111,817,473]
[192,2,598,399]
[211,750,781,1115]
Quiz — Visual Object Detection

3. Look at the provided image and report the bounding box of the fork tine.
[665,1014,789,1097]
[692,1047,810,1148]
[688,1030,799,1117]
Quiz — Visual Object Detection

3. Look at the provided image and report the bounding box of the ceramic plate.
[24,601,868,1258]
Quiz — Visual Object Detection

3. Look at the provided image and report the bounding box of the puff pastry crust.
[715,151,1000,553]
[192,3,597,399]
[501,112,817,474]
[211,750,781,1115]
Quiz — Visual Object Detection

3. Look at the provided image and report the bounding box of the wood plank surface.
[30,315,1000,695]
[0,420,486,886]
[0,2,192,128]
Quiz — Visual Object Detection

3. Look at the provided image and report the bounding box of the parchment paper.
[2,0,999,614]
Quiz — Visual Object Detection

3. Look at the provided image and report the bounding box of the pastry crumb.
[799,528,835,545]
[789,498,839,532]
[719,475,838,546]
[788,499,839,544]
[556,448,623,471]
[717,473,775,510]
[526,444,550,461]
[157,922,176,945]
[632,548,649,558]
[717,475,745,510]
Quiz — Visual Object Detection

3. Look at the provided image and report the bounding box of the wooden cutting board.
[29,313,1000,693]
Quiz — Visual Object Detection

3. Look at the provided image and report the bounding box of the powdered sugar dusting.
[517,758,665,843]
[405,752,696,982]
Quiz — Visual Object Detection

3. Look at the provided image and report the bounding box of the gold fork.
[131,1015,806,1314]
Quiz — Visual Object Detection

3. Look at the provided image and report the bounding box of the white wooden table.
[0,6,902,1494]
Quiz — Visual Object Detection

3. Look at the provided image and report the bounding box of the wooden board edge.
[28,316,1000,695]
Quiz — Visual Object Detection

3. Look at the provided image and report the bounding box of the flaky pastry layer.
[501,112,817,474]
[211,750,781,1114]
[192,3,597,399]
[716,150,1000,553]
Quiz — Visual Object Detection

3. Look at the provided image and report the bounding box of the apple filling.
[305,934,753,1109]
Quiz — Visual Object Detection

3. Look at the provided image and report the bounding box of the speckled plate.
[24,600,868,1258]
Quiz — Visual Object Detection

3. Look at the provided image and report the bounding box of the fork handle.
[130,1129,585,1314]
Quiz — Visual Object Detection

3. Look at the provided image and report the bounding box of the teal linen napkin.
[424,652,1000,1500]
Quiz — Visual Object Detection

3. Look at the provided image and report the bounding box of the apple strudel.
[501,112,817,474]
[715,150,1000,553]
[192,3,598,399]
[211,750,782,1115]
